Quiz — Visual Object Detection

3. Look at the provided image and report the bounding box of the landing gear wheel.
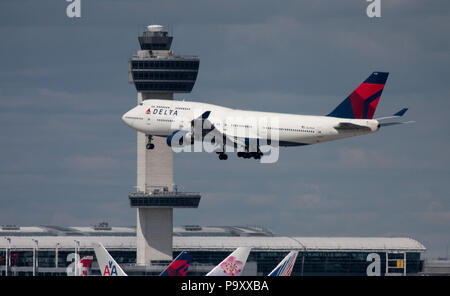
[251,152,262,159]
[146,135,154,150]
[218,153,228,160]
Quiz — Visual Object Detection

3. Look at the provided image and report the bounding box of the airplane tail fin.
[79,256,93,276]
[268,251,298,276]
[93,243,127,276]
[206,247,251,276]
[160,251,192,276]
[327,72,389,119]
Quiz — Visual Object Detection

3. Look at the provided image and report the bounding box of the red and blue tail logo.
[268,251,298,276]
[160,251,192,276]
[327,72,389,119]
[103,260,118,276]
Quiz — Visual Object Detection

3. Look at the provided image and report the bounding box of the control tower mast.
[128,25,201,265]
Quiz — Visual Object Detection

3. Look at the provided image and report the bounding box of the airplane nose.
[122,110,134,128]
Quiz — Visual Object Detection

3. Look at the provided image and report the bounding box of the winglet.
[191,111,211,126]
[201,111,211,119]
[393,108,408,117]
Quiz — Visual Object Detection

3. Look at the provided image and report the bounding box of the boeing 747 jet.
[122,72,411,161]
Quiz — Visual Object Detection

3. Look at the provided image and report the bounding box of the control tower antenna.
[128,24,201,265]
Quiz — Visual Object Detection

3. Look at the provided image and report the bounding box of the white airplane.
[122,72,412,160]
[267,251,298,276]
[206,247,251,276]
[93,242,192,276]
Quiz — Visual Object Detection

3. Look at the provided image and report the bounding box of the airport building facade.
[0,224,427,276]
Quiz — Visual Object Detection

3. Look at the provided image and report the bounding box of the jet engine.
[166,130,194,147]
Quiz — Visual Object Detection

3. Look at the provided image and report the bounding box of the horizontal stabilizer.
[334,122,371,131]
[379,120,415,127]
[394,108,408,117]
[376,108,408,121]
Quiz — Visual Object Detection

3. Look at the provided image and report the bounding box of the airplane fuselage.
[122,99,380,147]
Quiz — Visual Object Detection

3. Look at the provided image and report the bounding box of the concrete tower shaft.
[128,25,201,266]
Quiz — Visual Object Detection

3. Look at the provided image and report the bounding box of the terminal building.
[0,223,437,276]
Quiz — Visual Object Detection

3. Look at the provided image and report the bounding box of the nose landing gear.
[146,135,155,150]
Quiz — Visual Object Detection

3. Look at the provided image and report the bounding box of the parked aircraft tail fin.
[93,242,127,276]
[268,251,298,276]
[206,247,251,276]
[160,251,192,276]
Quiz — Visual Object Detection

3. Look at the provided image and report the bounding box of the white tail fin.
[93,243,127,276]
[268,251,298,276]
[206,247,251,276]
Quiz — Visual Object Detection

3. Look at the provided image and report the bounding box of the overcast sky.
[0,0,449,258]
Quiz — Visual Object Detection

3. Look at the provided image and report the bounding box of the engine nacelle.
[166,130,194,147]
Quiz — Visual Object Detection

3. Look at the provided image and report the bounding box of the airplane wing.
[160,251,192,276]
[191,111,212,129]
[268,251,298,276]
[192,111,252,150]
[334,122,371,131]
[206,247,251,276]
[93,243,127,276]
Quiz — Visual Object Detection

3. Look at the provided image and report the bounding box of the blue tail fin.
[327,72,389,119]
[160,251,192,276]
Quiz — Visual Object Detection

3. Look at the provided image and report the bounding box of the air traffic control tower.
[128,25,201,265]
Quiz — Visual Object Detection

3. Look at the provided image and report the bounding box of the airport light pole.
[32,239,38,276]
[74,240,80,276]
[4,237,11,276]
[55,243,60,269]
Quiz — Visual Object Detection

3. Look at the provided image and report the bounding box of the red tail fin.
[327,72,389,119]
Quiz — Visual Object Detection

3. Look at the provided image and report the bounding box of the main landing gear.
[237,151,263,160]
[146,135,155,150]
[216,151,263,160]
[217,152,228,160]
